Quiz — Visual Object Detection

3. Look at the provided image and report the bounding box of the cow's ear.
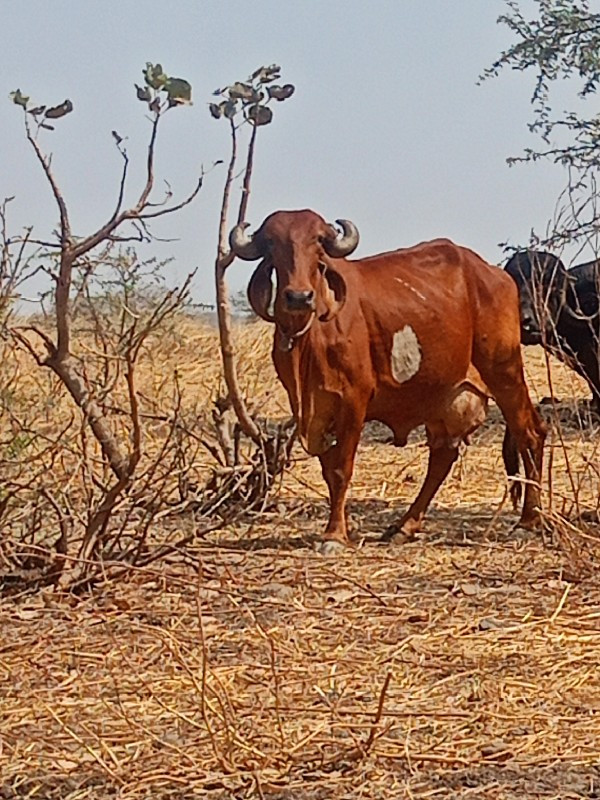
[248,260,275,322]
[318,263,346,321]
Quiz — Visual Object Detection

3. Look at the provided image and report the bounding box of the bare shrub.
[0,63,300,593]
[1,66,213,590]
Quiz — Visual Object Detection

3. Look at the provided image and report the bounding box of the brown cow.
[230,209,546,554]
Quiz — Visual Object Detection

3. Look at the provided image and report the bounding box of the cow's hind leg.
[502,426,522,511]
[573,344,600,416]
[480,363,546,527]
[383,440,459,543]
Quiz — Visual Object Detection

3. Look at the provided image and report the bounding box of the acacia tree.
[482,0,600,249]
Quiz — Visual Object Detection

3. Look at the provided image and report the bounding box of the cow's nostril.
[522,315,536,330]
[285,289,315,309]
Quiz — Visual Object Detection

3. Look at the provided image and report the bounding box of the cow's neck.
[275,311,316,352]
[275,320,340,455]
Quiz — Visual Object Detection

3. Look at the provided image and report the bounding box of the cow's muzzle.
[522,329,542,345]
[284,289,316,312]
[521,321,543,345]
[521,312,543,344]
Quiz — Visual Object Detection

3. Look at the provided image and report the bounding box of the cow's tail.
[502,427,522,510]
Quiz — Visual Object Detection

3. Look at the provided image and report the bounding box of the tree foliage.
[209,64,294,127]
[484,1,600,142]
[483,0,600,247]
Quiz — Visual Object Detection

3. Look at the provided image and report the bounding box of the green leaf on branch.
[143,62,168,90]
[135,84,152,103]
[165,77,192,107]
[246,104,273,126]
[223,100,237,118]
[209,99,238,120]
[44,99,73,119]
[267,84,295,101]
[228,82,260,103]
[251,64,281,84]
[10,89,29,108]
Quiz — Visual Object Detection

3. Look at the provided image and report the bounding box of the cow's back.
[326,239,519,438]
[347,239,521,385]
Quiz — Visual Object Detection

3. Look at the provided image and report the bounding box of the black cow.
[504,250,600,413]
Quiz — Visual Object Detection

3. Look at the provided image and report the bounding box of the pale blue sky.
[1,0,574,305]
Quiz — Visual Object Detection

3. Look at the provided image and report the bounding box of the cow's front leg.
[316,418,363,555]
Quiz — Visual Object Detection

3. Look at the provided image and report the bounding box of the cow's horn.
[323,219,360,258]
[229,222,263,261]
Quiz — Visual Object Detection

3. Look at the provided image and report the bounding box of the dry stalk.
[268,636,286,754]
[363,670,393,754]
[195,572,236,773]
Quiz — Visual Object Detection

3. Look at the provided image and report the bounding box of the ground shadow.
[207,496,542,553]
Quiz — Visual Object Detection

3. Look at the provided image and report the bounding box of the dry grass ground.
[2,320,600,799]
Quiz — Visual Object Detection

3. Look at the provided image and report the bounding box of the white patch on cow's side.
[391,326,422,384]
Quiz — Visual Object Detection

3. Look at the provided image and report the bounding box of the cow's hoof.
[518,514,554,542]
[381,522,419,544]
[384,529,416,546]
[380,524,397,543]
[518,514,542,531]
[315,539,347,556]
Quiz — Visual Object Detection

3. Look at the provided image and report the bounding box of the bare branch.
[214,118,262,444]
[125,355,141,474]
[23,115,72,244]
[11,324,55,361]
[107,145,130,225]
[237,122,258,226]
[70,112,201,260]
[8,237,62,249]
[44,352,131,481]
[136,176,203,220]
[138,110,161,209]
[217,118,239,264]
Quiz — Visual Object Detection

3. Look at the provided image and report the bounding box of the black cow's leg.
[575,346,600,416]
[589,383,600,417]
[316,416,363,555]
